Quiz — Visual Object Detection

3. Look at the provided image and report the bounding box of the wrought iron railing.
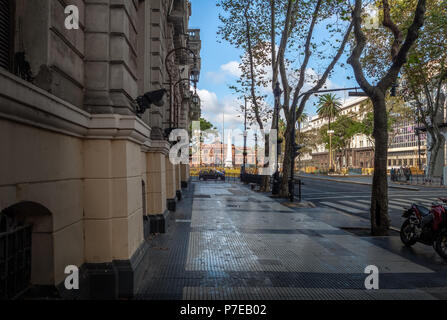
[0,224,32,300]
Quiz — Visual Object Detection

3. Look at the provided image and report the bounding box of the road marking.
[413,198,442,206]
[392,199,416,205]
[339,201,370,210]
[304,195,372,200]
[176,219,192,223]
[320,201,364,214]
[358,199,404,211]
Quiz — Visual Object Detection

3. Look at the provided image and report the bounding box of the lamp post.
[327,129,335,171]
[165,47,198,129]
[416,127,422,171]
[255,132,258,174]
[272,81,282,195]
[242,97,248,177]
[171,78,200,127]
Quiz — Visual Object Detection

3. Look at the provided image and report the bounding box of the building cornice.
[0,69,151,145]
[147,140,171,155]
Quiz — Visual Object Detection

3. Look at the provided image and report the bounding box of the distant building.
[190,142,258,167]
[300,97,427,172]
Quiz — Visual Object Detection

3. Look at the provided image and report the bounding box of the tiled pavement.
[136,181,447,300]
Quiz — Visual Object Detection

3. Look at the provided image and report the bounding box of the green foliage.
[319,115,362,151]
[316,94,342,127]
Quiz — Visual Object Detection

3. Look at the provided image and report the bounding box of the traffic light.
[390,83,398,97]
[293,143,305,159]
[277,138,283,156]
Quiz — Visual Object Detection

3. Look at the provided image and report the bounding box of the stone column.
[165,156,176,211]
[146,151,167,215]
[84,0,113,114]
[175,164,181,196]
[181,164,190,188]
[84,0,138,115]
[83,138,145,298]
[146,140,171,233]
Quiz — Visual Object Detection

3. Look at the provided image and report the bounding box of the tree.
[359,0,446,179]
[320,115,362,170]
[403,0,447,178]
[317,94,342,170]
[220,0,355,197]
[348,0,427,235]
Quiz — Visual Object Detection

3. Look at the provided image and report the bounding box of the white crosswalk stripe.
[339,201,370,210]
[413,198,442,206]
[320,201,364,214]
[356,199,406,211]
[321,197,444,216]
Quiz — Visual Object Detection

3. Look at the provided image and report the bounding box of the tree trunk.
[370,94,390,236]
[280,123,293,197]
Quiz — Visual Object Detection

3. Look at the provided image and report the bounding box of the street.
[299,177,447,230]
[138,180,447,300]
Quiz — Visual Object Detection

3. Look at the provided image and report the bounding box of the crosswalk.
[320,197,441,216]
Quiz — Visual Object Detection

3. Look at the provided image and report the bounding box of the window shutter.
[0,0,12,71]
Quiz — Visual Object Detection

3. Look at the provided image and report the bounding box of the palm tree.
[317,94,342,171]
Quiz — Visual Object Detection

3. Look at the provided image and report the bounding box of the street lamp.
[190,63,200,85]
[272,81,282,195]
[242,97,248,178]
[171,78,200,127]
[165,47,198,129]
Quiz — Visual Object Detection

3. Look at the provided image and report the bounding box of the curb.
[297,175,420,191]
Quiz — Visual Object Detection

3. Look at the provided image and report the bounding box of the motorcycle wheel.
[435,229,447,260]
[400,219,417,247]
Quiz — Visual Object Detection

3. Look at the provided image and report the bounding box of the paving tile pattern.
[137,182,447,300]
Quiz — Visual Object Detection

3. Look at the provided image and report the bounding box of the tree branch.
[347,0,374,95]
[296,20,354,117]
[378,0,427,91]
[382,0,403,61]
[293,0,323,101]
[244,0,264,129]
[277,0,295,116]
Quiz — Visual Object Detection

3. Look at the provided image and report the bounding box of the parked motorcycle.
[400,199,447,260]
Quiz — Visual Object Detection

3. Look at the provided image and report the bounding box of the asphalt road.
[298,177,447,230]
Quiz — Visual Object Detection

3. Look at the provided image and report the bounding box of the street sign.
[327,130,334,134]
[348,91,368,97]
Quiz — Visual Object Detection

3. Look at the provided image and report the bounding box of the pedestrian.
[404,166,410,182]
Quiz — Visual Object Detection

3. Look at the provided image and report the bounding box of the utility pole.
[222,112,225,169]
[255,132,258,174]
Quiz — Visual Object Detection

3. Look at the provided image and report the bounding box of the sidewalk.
[137,181,447,300]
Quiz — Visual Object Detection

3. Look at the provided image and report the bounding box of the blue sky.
[189,0,360,136]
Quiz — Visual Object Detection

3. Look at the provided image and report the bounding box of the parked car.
[199,169,225,181]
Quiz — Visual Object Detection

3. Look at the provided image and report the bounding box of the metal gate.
[0,220,32,300]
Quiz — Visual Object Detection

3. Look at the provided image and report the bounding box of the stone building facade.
[0,0,201,299]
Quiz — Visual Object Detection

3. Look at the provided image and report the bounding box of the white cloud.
[197,89,245,133]
[205,60,241,84]
[220,61,242,77]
